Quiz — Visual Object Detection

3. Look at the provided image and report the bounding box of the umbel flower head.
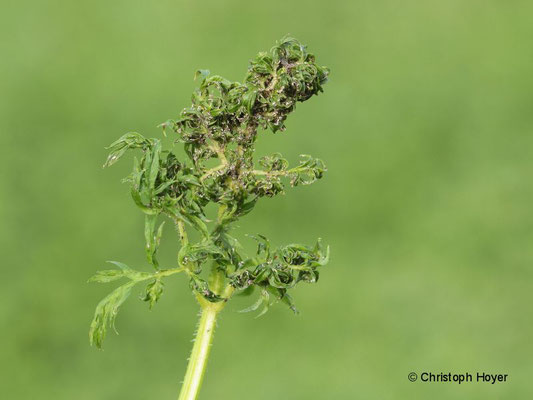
[90,36,330,348]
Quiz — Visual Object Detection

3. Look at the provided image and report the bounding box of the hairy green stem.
[177,304,219,400]
[178,269,227,400]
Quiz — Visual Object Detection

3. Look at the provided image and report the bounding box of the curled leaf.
[189,275,224,303]
[103,132,151,168]
[142,279,164,309]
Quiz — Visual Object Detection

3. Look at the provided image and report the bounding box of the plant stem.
[178,304,219,400]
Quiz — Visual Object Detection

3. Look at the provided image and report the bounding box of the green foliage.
[89,280,135,348]
[89,36,330,348]
[142,279,164,309]
[88,261,183,346]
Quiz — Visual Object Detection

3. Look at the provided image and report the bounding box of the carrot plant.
[89,36,330,400]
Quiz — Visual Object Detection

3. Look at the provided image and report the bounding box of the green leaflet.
[178,240,224,273]
[89,281,135,349]
[147,139,161,196]
[88,261,186,347]
[194,69,210,82]
[88,269,126,283]
[142,279,164,309]
[239,286,297,317]
[255,289,271,318]
[144,214,164,268]
[89,261,151,283]
[189,275,224,303]
[238,292,265,313]
[103,132,150,168]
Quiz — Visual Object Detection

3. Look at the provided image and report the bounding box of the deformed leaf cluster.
[229,236,329,315]
[90,37,330,348]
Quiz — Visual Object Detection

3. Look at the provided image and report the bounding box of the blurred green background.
[2,0,532,398]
